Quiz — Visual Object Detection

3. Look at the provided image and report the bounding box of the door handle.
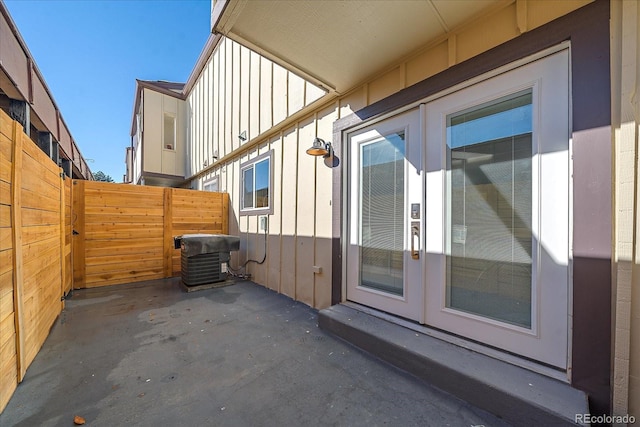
[411,221,420,260]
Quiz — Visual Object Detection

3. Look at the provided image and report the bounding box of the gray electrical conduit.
[228,225,267,278]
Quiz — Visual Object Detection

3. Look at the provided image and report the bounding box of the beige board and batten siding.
[189,2,591,311]
[142,88,186,178]
[188,2,592,310]
[185,37,330,307]
[186,37,326,180]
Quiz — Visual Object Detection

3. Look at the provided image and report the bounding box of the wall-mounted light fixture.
[306,137,333,158]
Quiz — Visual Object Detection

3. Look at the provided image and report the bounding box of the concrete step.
[318,303,589,426]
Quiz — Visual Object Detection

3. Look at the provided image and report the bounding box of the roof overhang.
[212,0,509,95]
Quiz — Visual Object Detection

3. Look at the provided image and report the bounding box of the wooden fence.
[73,181,229,288]
[1,109,229,412]
[0,110,68,411]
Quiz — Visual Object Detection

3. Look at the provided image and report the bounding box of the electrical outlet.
[259,215,268,231]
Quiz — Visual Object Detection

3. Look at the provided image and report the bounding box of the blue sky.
[4,0,211,181]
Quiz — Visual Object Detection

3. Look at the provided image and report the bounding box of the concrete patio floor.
[0,278,510,427]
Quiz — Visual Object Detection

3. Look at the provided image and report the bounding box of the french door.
[346,109,424,322]
[346,49,570,369]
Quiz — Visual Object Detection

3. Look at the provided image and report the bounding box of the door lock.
[411,203,420,219]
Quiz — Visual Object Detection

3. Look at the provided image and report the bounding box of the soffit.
[214,0,507,94]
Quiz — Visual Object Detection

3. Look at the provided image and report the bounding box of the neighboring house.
[0,3,92,179]
[131,0,639,420]
[127,80,187,186]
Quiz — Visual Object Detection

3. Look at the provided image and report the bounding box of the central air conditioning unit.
[175,234,240,287]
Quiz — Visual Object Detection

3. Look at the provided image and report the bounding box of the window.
[203,177,219,192]
[163,114,175,150]
[445,90,533,328]
[240,150,272,215]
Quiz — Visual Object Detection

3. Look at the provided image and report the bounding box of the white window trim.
[240,150,273,216]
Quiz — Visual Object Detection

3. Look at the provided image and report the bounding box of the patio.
[0,279,508,427]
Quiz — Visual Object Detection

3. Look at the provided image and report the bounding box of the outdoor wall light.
[306,137,333,158]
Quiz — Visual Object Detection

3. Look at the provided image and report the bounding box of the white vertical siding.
[183,36,328,306]
[249,50,261,141]
[273,63,288,125]
[224,40,233,156]
[259,58,273,135]
[239,44,251,149]
[203,61,210,168]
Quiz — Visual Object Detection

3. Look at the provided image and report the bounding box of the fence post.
[222,192,229,234]
[59,173,65,309]
[163,188,173,277]
[72,180,85,289]
[10,120,25,382]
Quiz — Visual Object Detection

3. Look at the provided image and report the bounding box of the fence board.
[0,205,10,227]
[21,153,60,191]
[86,258,163,275]
[84,193,164,208]
[0,228,11,251]
[10,119,25,385]
[84,238,163,254]
[21,137,59,174]
[22,225,59,245]
[82,274,161,289]
[84,269,164,287]
[0,180,10,205]
[84,214,162,224]
[0,154,11,184]
[0,324,16,368]
[22,188,60,212]
[172,222,224,231]
[0,250,12,277]
[84,206,164,216]
[22,208,59,226]
[85,251,164,266]
[0,131,11,161]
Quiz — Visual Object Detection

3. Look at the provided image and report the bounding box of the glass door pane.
[347,108,423,323]
[446,91,533,328]
[360,133,405,296]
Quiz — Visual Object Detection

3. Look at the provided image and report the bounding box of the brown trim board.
[331,0,611,416]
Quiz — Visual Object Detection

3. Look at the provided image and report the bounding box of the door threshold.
[342,301,569,383]
[319,303,588,426]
